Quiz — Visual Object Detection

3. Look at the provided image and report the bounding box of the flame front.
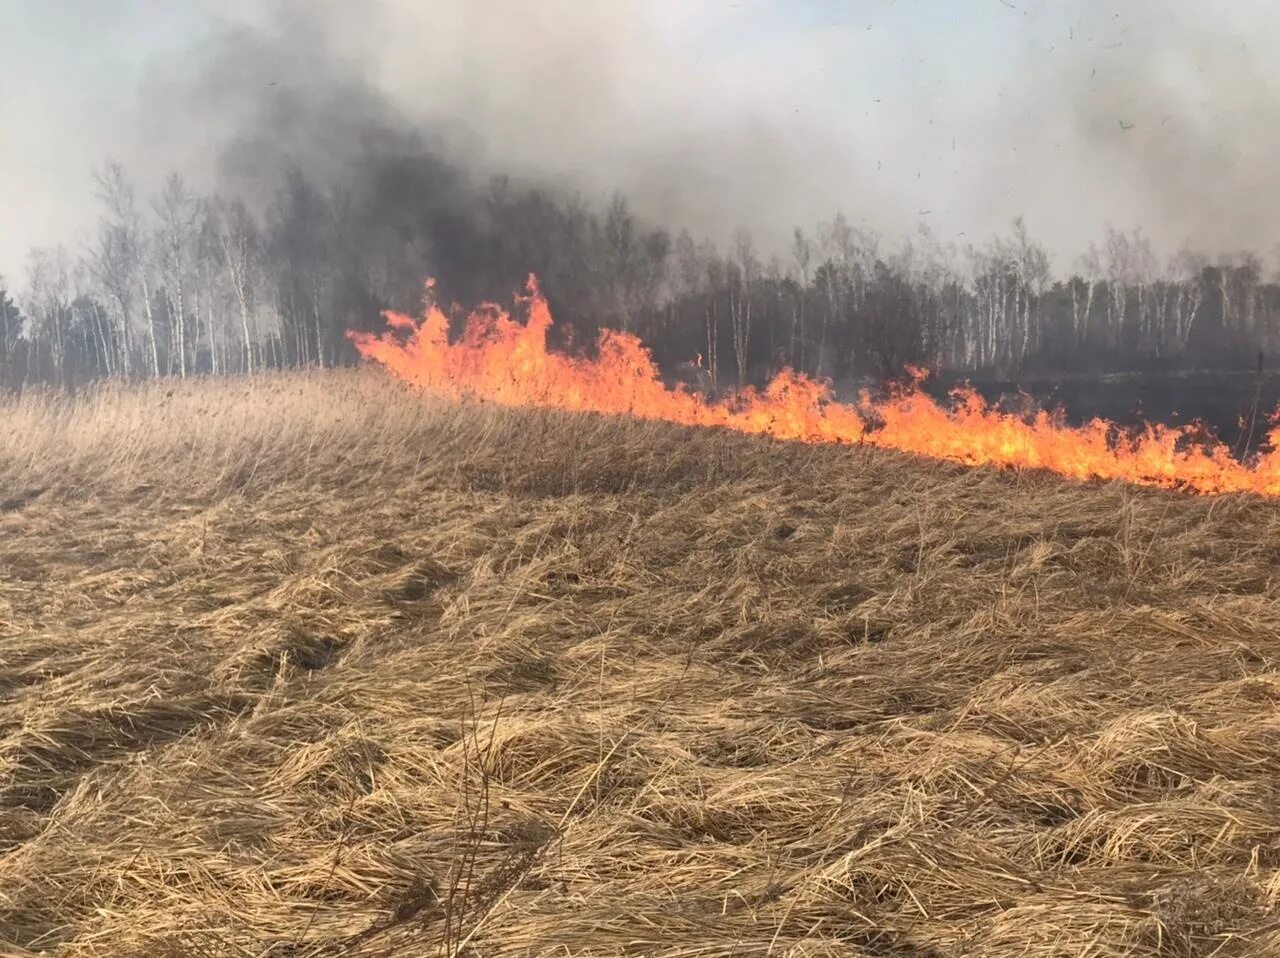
[349,276,1280,497]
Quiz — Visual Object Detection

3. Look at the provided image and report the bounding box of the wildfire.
[348,276,1280,496]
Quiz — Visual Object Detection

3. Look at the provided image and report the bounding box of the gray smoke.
[4,0,1280,279]
[147,2,860,251]
[987,0,1280,266]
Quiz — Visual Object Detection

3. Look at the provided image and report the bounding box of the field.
[3,369,1280,957]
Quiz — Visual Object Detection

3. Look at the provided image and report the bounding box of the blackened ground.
[930,371,1280,455]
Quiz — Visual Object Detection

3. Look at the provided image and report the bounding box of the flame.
[348,275,1280,496]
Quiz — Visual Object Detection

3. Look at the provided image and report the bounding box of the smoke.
[4,0,1280,281]
[0,0,872,281]
[117,1,850,252]
[986,0,1280,268]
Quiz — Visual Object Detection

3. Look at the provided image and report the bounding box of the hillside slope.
[2,370,1280,956]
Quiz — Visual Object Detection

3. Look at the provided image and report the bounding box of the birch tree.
[791,227,812,373]
[25,246,73,379]
[208,197,262,374]
[154,174,198,377]
[728,228,758,389]
[96,162,161,377]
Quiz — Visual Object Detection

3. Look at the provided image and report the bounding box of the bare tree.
[791,227,812,372]
[1071,243,1102,347]
[208,197,263,374]
[1163,248,1206,355]
[702,242,723,391]
[96,162,161,377]
[897,222,959,363]
[269,170,338,368]
[0,278,19,383]
[1099,226,1153,350]
[1009,218,1051,361]
[595,194,670,336]
[89,206,135,378]
[154,173,198,377]
[728,228,758,389]
[68,259,115,379]
[25,245,72,379]
[193,210,223,375]
[969,240,1010,368]
[602,194,639,332]
[1220,251,1262,335]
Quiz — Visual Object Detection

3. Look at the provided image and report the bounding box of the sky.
[1,0,1279,284]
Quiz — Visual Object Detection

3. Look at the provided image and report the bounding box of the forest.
[4,154,1279,393]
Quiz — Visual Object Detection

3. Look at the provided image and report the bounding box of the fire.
[348,275,1280,496]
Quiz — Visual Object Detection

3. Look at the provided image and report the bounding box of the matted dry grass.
[2,369,1280,957]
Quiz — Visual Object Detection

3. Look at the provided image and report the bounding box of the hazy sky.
[2,0,1278,283]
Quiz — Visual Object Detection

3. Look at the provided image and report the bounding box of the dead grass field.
[3,369,1280,957]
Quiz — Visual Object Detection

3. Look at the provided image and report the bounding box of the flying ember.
[349,276,1280,496]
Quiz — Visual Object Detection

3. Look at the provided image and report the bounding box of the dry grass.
[3,368,1280,957]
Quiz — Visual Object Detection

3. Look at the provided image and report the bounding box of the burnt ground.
[934,371,1280,455]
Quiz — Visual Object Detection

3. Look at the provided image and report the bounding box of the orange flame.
[348,275,1280,496]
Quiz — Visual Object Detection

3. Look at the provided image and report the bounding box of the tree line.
[4,159,1279,393]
